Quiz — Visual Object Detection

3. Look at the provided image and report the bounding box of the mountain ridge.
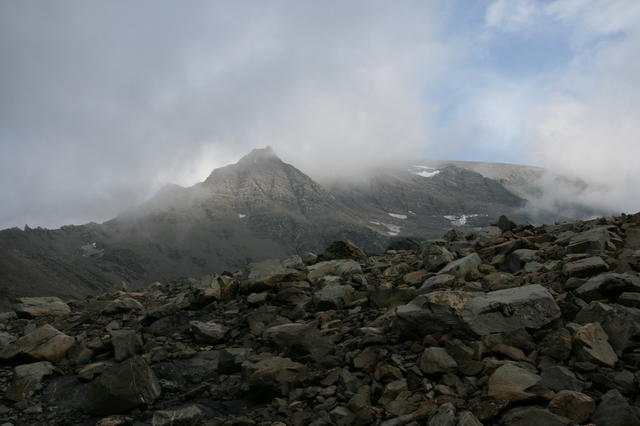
[0,147,596,308]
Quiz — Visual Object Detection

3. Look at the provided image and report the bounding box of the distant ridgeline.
[0,147,613,307]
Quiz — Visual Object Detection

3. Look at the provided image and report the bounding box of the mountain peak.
[237,146,280,165]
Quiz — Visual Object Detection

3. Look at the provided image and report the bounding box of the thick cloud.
[1,1,639,229]
[0,1,453,229]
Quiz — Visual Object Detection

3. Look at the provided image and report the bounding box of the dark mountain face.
[0,148,528,308]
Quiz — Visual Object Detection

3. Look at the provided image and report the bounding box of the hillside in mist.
[0,147,587,308]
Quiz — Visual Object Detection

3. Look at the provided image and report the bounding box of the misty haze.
[1,1,639,425]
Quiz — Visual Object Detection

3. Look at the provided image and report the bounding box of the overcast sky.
[1,0,639,229]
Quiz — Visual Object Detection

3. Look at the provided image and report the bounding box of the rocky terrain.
[1,212,640,425]
[0,148,532,309]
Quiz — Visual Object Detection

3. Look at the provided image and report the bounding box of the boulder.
[591,389,640,426]
[574,301,640,354]
[487,364,544,403]
[0,324,74,361]
[322,240,366,260]
[540,366,584,392]
[575,273,640,301]
[548,390,595,424]
[85,357,161,415]
[438,253,482,279]
[243,258,304,292]
[418,274,455,293]
[421,244,455,272]
[110,329,143,362]
[190,321,229,343]
[102,297,144,314]
[500,406,570,426]
[419,347,457,375]
[307,259,362,282]
[263,322,333,362]
[494,215,517,232]
[563,256,608,278]
[573,322,618,367]
[461,285,561,335]
[313,283,354,310]
[13,297,71,318]
[566,227,612,254]
[394,291,472,336]
[242,356,308,399]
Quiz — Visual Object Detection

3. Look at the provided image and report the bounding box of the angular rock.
[567,227,612,254]
[438,253,482,279]
[574,301,640,354]
[263,322,333,362]
[500,406,570,426]
[541,366,584,392]
[110,329,143,362]
[102,297,144,314]
[419,347,457,375]
[85,357,161,415]
[462,285,561,335]
[548,390,595,424]
[13,297,70,318]
[418,274,455,293]
[575,272,640,301]
[574,322,618,367]
[591,389,640,426]
[307,259,362,282]
[243,258,304,292]
[190,320,228,344]
[322,240,366,260]
[487,364,543,403]
[313,283,354,310]
[563,256,608,278]
[421,244,455,272]
[242,356,308,400]
[152,405,203,426]
[394,291,471,336]
[0,324,74,361]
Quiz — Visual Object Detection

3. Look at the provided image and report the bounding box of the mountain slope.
[0,147,543,308]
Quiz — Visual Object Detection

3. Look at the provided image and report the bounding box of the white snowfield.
[388,213,408,220]
[410,165,440,178]
[238,213,247,218]
[370,220,401,236]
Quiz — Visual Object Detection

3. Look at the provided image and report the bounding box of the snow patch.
[370,220,401,236]
[444,214,483,226]
[238,213,247,219]
[388,213,407,220]
[410,165,440,178]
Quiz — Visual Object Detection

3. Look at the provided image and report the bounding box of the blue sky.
[0,0,639,228]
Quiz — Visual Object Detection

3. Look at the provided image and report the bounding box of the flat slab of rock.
[13,297,70,318]
[563,256,608,278]
[462,284,561,335]
[0,324,74,361]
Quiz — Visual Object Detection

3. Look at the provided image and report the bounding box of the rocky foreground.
[1,214,640,425]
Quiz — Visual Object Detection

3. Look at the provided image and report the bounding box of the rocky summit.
[1,212,640,425]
